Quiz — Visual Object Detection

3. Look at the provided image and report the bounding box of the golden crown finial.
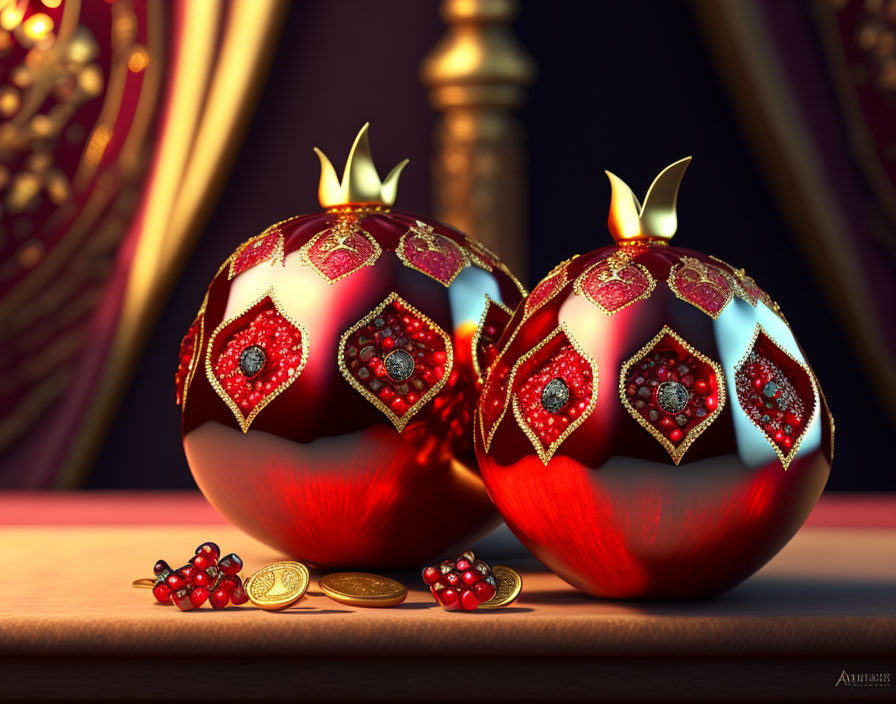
[314,123,409,210]
[605,157,692,244]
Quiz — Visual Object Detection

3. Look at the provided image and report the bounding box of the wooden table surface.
[1,492,893,702]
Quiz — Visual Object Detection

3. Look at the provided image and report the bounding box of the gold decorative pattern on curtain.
[57,0,289,486]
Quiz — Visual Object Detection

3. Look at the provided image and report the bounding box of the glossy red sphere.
[475,242,833,599]
[179,208,524,568]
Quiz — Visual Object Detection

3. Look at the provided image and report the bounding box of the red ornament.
[424,551,497,611]
[475,158,834,599]
[179,126,525,568]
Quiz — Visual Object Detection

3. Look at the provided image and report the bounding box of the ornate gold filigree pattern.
[667,256,734,318]
[733,324,819,470]
[523,258,571,318]
[618,326,727,464]
[205,289,309,433]
[299,216,382,284]
[573,249,656,314]
[396,220,470,287]
[227,225,286,280]
[337,292,454,432]
[471,294,513,384]
[510,324,599,465]
[181,291,208,409]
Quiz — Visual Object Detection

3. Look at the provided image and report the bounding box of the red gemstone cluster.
[623,335,719,447]
[517,345,594,450]
[736,347,807,454]
[213,305,305,415]
[151,542,249,611]
[175,316,200,406]
[422,550,497,611]
[341,298,448,425]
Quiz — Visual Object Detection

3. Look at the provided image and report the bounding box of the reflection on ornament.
[180,125,524,568]
[476,157,833,599]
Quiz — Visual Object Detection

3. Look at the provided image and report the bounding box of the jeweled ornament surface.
[178,125,525,568]
[475,158,833,599]
[541,378,570,413]
[656,381,689,415]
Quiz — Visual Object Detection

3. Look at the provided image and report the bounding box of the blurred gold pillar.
[421,0,535,280]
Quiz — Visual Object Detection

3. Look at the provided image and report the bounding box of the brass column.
[421,0,535,281]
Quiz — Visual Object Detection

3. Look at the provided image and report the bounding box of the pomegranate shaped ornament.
[178,125,525,568]
[475,158,834,599]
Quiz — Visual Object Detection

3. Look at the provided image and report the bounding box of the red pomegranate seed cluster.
[151,542,249,611]
[735,349,806,453]
[343,301,447,418]
[624,339,719,446]
[174,316,200,405]
[423,550,497,611]
[213,305,304,414]
[517,345,594,448]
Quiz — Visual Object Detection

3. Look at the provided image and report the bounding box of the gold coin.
[319,572,408,607]
[244,561,310,611]
[480,566,522,608]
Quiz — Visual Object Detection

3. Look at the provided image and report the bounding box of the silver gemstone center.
[541,377,570,413]
[656,381,689,414]
[385,349,415,381]
[239,345,266,378]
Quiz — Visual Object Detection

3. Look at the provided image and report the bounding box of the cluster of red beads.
[213,305,304,413]
[518,345,593,447]
[151,542,249,611]
[736,350,805,452]
[624,340,718,446]
[174,317,200,405]
[343,301,447,418]
[422,550,497,611]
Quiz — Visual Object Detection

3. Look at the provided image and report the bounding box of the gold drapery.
[57,0,289,486]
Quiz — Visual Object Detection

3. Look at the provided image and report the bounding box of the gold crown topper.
[315,123,409,209]
[605,157,692,244]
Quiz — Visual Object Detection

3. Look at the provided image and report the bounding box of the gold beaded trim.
[471,295,513,385]
[510,324,599,466]
[298,217,382,285]
[336,292,454,433]
[523,257,572,319]
[479,315,529,452]
[227,224,287,280]
[573,250,656,315]
[205,288,310,433]
[811,368,834,462]
[708,255,760,307]
[618,325,727,465]
[326,204,390,214]
[666,256,733,319]
[396,220,471,287]
[733,324,819,470]
[181,291,209,409]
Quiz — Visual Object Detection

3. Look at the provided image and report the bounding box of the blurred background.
[0,0,893,491]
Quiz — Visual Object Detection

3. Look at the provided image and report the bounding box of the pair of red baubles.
[177,126,833,599]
